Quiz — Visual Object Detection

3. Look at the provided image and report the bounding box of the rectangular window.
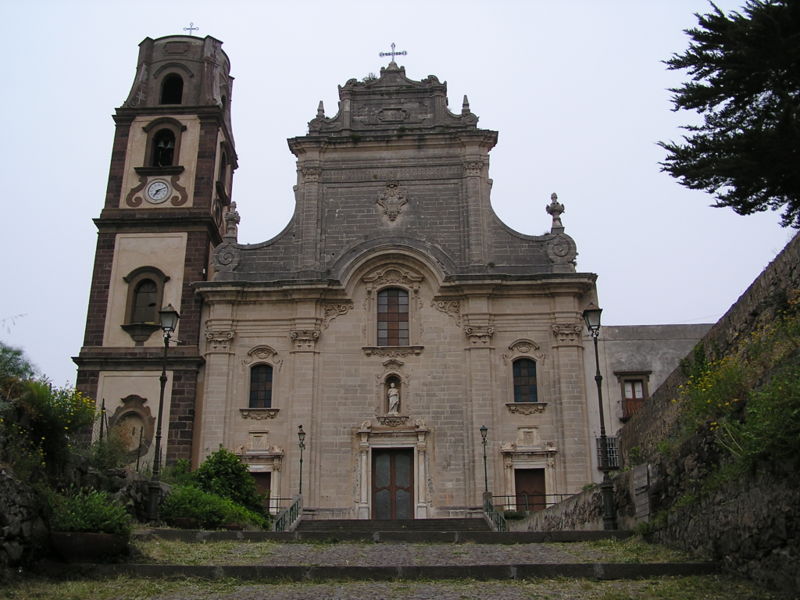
[513,359,538,403]
[377,288,409,346]
[616,373,647,421]
[249,365,273,408]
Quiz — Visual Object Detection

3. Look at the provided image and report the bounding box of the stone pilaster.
[199,320,236,460]
[287,317,321,502]
[550,321,592,491]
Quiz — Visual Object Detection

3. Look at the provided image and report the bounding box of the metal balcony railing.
[491,493,576,512]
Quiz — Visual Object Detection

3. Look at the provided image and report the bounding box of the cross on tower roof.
[379,42,407,64]
[183,22,199,36]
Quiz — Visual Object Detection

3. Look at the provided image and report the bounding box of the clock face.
[145,179,171,204]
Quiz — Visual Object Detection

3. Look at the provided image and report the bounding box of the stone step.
[134,528,634,544]
[295,518,491,532]
[45,561,722,582]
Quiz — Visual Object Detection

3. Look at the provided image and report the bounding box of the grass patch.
[0,575,783,600]
[132,539,280,565]
[552,536,694,564]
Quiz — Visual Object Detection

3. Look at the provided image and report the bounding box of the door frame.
[355,420,430,519]
[371,447,415,519]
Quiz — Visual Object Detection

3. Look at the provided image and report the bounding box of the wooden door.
[514,468,546,512]
[372,448,414,519]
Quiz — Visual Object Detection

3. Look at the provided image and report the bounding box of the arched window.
[122,266,170,343]
[249,364,273,408]
[160,74,183,104]
[513,358,538,403]
[130,279,158,323]
[151,129,176,167]
[377,288,409,346]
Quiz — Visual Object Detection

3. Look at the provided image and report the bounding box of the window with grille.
[249,364,273,408]
[596,436,620,469]
[377,288,409,346]
[513,358,538,403]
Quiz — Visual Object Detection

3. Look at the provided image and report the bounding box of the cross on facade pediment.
[379,42,407,63]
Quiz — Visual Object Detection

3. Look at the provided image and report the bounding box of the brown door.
[251,472,271,510]
[372,448,414,519]
[514,468,546,512]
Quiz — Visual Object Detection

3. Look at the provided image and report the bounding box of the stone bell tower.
[74,35,237,466]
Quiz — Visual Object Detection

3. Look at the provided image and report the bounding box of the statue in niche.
[387,382,400,415]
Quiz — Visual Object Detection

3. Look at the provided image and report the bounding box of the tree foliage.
[660,0,800,227]
[194,447,265,514]
[0,340,94,481]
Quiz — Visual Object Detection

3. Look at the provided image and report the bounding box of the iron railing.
[268,497,296,514]
[273,494,302,532]
[491,492,576,512]
[483,494,508,532]
[596,436,620,469]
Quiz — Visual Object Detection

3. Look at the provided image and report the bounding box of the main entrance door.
[372,448,414,519]
[515,468,546,512]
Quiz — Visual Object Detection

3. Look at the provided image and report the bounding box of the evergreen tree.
[660,0,800,227]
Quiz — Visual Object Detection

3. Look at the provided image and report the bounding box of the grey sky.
[0,0,791,385]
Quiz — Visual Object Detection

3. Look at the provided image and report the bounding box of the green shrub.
[1,378,95,482]
[50,489,132,537]
[85,430,129,471]
[160,485,268,529]
[163,458,195,486]
[194,447,265,514]
[729,362,800,470]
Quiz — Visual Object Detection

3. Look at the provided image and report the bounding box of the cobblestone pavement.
[124,577,785,600]
[137,541,577,566]
[133,540,689,567]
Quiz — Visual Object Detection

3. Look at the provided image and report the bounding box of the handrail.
[273,494,302,532]
[483,493,508,532]
[491,492,575,512]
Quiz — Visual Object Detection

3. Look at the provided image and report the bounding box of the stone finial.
[317,100,325,118]
[462,95,471,115]
[224,201,240,241]
[546,192,565,234]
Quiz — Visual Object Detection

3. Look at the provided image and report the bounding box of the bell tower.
[75,35,237,466]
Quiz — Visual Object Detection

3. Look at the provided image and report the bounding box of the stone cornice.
[72,353,205,371]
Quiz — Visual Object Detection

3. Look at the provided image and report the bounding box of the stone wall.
[618,232,800,594]
[519,234,800,594]
[516,468,638,533]
[620,232,800,464]
[0,469,47,577]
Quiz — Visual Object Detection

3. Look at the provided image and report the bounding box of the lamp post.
[147,304,180,522]
[479,425,489,494]
[297,425,306,496]
[583,303,617,530]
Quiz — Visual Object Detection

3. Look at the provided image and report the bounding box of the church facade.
[76,35,602,519]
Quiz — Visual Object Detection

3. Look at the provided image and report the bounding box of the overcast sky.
[0,0,793,386]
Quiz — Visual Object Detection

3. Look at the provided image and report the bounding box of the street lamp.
[147,303,180,522]
[297,425,306,496]
[583,302,617,530]
[480,425,488,493]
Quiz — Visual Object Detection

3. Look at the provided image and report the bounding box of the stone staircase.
[297,517,489,532]
[36,519,724,585]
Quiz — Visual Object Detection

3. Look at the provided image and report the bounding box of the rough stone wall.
[515,469,636,533]
[646,436,800,592]
[620,232,800,464]
[0,470,47,576]
[617,232,800,594]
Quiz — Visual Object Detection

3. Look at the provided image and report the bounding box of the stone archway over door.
[372,448,414,519]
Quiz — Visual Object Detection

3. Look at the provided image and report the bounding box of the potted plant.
[49,489,132,562]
